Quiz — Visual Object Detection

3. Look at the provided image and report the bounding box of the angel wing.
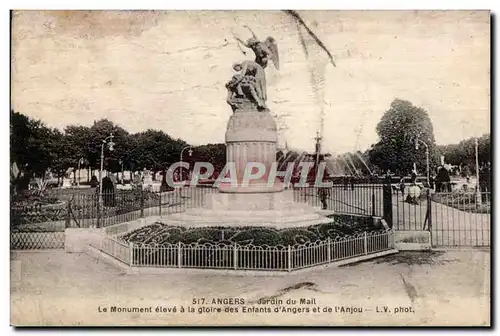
[264,37,280,70]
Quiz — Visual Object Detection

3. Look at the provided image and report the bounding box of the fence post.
[371,188,376,217]
[287,245,292,272]
[363,232,368,255]
[327,237,331,263]
[382,174,393,229]
[65,199,71,228]
[177,242,182,268]
[129,242,133,266]
[96,193,102,228]
[233,244,238,270]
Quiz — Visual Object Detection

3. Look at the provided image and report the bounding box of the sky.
[11,10,490,154]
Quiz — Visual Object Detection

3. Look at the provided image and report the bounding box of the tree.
[438,133,491,175]
[191,143,226,174]
[87,119,130,173]
[121,133,139,174]
[64,125,91,168]
[369,99,438,176]
[48,129,74,182]
[132,130,188,178]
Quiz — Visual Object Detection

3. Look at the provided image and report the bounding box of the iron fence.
[11,202,67,226]
[430,191,490,247]
[391,187,491,247]
[12,182,490,249]
[93,230,394,271]
[11,187,218,230]
[392,187,431,231]
[13,185,385,230]
[292,184,385,217]
[99,235,132,264]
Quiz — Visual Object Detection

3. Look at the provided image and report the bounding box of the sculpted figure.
[226,60,268,111]
[227,27,280,112]
[234,26,280,70]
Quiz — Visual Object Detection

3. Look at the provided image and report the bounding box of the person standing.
[399,178,406,198]
[317,187,330,210]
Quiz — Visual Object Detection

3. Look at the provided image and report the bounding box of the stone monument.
[162,31,332,228]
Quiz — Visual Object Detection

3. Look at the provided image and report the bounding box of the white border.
[3,1,497,334]
[4,1,499,10]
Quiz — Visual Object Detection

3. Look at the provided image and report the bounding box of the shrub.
[181,227,223,244]
[280,228,320,245]
[120,219,389,248]
[230,228,283,246]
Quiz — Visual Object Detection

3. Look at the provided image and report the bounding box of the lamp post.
[415,138,430,186]
[118,158,124,185]
[99,133,115,203]
[180,145,193,182]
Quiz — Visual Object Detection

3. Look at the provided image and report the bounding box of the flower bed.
[11,193,67,227]
[68,190,161,220]
[92,213,395,271]
[11,191,62,208]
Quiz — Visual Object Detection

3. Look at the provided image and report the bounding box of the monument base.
[160,189,333,229]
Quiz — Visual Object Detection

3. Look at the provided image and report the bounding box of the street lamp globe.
[188,148,193,156]
[108,141,115,152]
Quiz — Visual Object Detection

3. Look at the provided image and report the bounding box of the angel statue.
[225,60,267,111]
[233,25,279,70]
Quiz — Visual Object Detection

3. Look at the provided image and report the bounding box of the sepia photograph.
[10,9,491,326]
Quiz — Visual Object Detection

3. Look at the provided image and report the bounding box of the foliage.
[50,129,75,178]
[120,216,386,247]
[10,112,195,184]
[190,143,226,175]
[437,133,491,174]
[64,125,92,170]
[368,99,439,176]
[132,129,187,174]
[11,111,59,178]
[86,119,130,171]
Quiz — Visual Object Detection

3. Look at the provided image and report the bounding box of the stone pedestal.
[163,189,331,229]
[219,109,283,194]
